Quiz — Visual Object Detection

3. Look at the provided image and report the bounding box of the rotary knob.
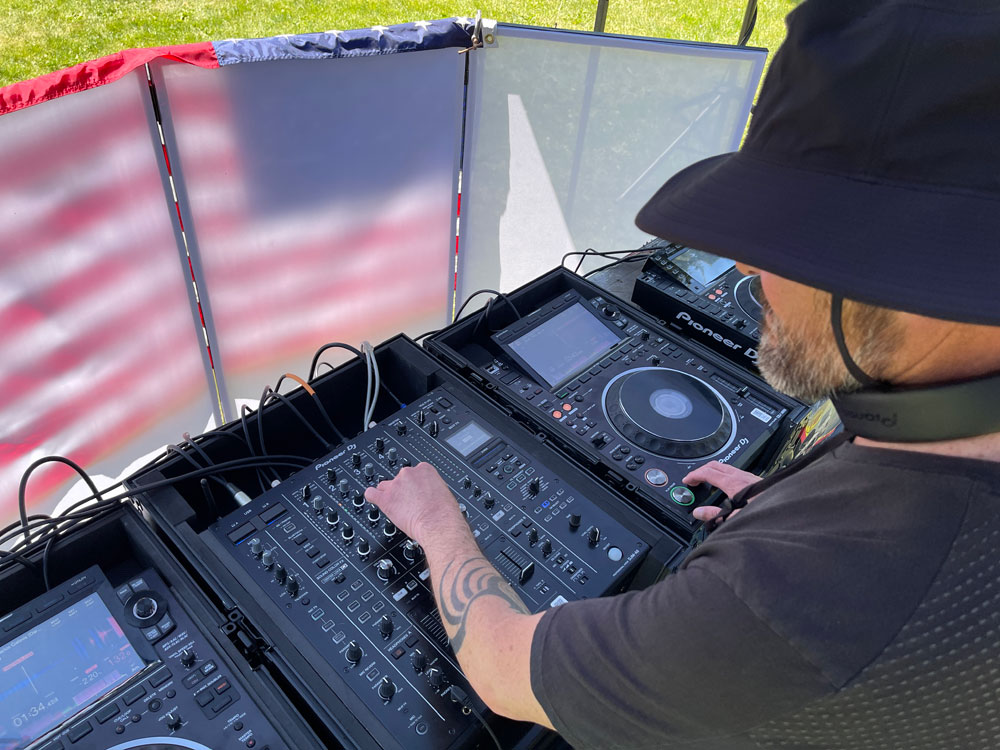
[462,477,472,489]
[165,712,182,731]
[180,649,196,668]
[403,540,422,562]
[600,303,619,319]
[458,503,468,518]
[588,526,601,546]
[416,409,426,425]
[378,676,396,702]
[395,421,407,436]
[411,649,427,672]
[483,494,495,510]
[345,641,363,664]
[286,576,299,597]
[351,452,362,467]
[426,667,445,690]
[527,528,538,545]
[375,437,385,453]
[132,597,157,621]
[383,520,397,538]
[640,330,650,341]
[312,495,324,514]
[386,447,398,465]
[326,508,339,528]
[428,420,439,437]
[472,485,482,497]
[341,523,355,542]
[651,355,661,366]
[250,538,262,558]
[261,548,274,568]
[302,484,312,500]
[376,559,395,581]
[528,477,541,495]
[352,491,366,509]
[363,462,375,479]
[326,467,337,483]
[569,513,581,530]
[338,478,350,496]
[400,457,411,468]
[367,505,381,524]
[541,539,553,557]
[274,563,287,585]
[378,614,394,638]
[357,538,371,559]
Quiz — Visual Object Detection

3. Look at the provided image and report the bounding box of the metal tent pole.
[594,0,610,33]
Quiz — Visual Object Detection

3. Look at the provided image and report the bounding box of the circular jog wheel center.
[604,368,734,458]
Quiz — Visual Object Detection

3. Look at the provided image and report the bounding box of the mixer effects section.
[212,386,649,750]
[0,565,285,750]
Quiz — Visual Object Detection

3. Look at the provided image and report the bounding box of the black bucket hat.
[636,0,1000,326]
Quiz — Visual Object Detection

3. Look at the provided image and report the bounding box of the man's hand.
[684,461,760,524]
[363,462,551,728]
[364,462,462,544]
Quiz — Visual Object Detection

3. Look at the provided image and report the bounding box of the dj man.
[367,0,1000,746]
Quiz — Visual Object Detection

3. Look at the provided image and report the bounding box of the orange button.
[552,410,563,419]
[562,403,572,411]
[716,289,724,295]
[708,294,717,300]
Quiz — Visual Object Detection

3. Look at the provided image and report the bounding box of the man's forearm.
[364,462,551,727]
[420,511,551,726]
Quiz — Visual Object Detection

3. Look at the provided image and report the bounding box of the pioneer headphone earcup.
[831,374,1000,442]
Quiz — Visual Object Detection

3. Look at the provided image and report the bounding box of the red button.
[562,403,572,411]
[552,410,563,419]
[708,294,717,300]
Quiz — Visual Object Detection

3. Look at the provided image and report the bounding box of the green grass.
[0,1,801,89]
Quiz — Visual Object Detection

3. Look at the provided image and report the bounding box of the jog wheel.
[603,368,735,458]
[733,274,764,324]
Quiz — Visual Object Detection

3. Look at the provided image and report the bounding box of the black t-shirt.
[530,440,1000,749]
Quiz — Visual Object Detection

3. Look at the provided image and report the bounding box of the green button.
[669,486,695,506]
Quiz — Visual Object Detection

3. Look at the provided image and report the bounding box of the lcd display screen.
[0,594,145,750]
[671,248,735,286]
[445,421,492,457]
[507,303,621,387]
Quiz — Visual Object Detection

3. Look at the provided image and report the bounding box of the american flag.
[0,19,474,533]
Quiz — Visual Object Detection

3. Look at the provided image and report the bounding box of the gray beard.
[755,294,902,404]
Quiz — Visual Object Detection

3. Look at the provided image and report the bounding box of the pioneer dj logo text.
[675,312,757,360]
[719,437,750,463]
[838,407,898,428]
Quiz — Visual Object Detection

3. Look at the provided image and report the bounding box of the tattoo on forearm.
[438,556,529,652]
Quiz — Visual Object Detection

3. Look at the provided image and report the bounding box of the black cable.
[240,405,274,491]
[738,0,758,45]
[18,456,102,547]
[446,685,502,750]
[42,535,56,592]
[167,444,228,488]
[309,342,363,381]
[273,376,345,443]
[582,252,653,278]
[561,247,646,274]
[1,455,312,578]
[454,288,522,322]
[261,387,333,450]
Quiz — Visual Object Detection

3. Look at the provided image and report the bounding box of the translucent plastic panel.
[458,26,765,300]
[152,50,464,414]
[0,73,217,531]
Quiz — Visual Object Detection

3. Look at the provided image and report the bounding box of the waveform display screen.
[0,593,146,750]
[508,303,622,387]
